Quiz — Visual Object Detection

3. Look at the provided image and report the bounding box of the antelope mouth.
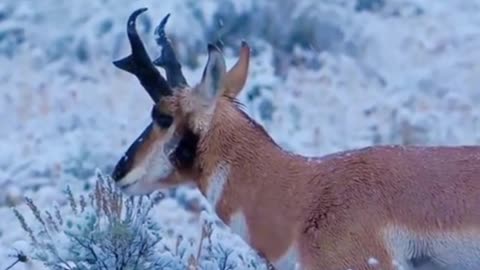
[117,178,155,196]
[117,179,137,190]
[114,155,176,196]
[115,172,146,195]
[118,177,171,196]
[118,181,141,195]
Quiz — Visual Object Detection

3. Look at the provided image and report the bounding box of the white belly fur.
[383,226,480,270]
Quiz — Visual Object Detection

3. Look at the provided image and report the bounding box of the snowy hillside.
[1,0,480,269]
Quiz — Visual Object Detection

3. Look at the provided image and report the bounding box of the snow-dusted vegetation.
[1,0,480,269]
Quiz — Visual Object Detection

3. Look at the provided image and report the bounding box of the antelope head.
[111,8,250,195]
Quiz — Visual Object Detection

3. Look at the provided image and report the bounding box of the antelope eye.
[151,106,173,128]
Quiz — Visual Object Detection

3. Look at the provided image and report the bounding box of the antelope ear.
[196,44,227,103]
[224,41,250,97]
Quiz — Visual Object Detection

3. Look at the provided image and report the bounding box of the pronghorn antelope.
[111,8,480,270]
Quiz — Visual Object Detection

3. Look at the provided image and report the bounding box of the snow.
[1,0,480,269]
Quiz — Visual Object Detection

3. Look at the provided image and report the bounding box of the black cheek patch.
[170,129,199,169]
[111,123,154,181]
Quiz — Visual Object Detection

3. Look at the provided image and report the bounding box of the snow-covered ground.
[1,0,480,269]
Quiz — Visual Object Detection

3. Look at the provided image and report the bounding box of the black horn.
[113,8,172,102]
[153,13,188,88]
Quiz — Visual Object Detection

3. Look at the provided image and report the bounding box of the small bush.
[12,171,182,270]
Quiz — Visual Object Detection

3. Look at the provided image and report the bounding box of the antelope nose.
[111,154,131,182]
[111,123,153,182]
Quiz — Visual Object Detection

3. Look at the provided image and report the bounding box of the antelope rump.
[110,8,480,270]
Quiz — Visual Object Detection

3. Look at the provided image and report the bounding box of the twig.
[4,251,28,270]
[4,259,20,270]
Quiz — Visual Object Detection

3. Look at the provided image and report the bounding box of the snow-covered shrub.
[12,172,180,269]
[11,171,270,270]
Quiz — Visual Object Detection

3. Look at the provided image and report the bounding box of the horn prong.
[153,13,188,88]
[113,8,172,102]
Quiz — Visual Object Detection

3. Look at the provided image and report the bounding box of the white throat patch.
[205,164,230,208]
[274,244,299,270]
[229,211,250,244]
